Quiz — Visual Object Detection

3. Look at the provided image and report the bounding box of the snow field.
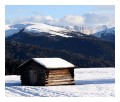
[5,68,115,97]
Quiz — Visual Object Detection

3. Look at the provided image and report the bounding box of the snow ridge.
[5,23,33,37]
[94,27,115,38]
[5,22,71,38]
[5,22,115,38]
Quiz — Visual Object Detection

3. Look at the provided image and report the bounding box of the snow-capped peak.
[94,27,115,38]
[5,23,33,37]
[5,22,71,38]
[93,25,108,34]
[57,25,109,35]
[24,22,70,37]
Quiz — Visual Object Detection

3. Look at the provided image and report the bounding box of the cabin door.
[29,70,38,85]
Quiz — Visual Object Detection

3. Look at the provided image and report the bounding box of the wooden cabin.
[18,58,75,86]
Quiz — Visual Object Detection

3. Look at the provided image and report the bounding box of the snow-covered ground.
[5,68,115,97]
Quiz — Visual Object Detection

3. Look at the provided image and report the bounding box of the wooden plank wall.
[20,62,46,86]
[20,70,30,85]
[45,68,74,86]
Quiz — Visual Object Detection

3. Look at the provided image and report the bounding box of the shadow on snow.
[5,81,21,87]
[5,78,115,87]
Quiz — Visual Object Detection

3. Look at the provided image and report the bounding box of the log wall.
[45,68,74,86]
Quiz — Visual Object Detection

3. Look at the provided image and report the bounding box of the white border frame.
[1,0,120,102]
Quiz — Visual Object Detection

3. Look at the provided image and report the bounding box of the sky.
[5,5,115,27]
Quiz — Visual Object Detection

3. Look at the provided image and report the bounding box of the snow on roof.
[32,58,75,68]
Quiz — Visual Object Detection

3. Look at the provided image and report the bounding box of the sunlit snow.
[5,22,71,38]
[5,68,115,97]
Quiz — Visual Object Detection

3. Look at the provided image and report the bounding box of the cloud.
[83,13,115,27]
[28,15,55,23]
[6,15,58,25]
[6,18,27,24]
[60,15,85,25]
[6,13,114,28]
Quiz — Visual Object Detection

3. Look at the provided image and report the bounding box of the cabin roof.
[32,58,75,69]
[19,58,75,69]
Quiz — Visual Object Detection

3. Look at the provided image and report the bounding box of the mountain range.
[5,22,115,75]
[5,22,115,40]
